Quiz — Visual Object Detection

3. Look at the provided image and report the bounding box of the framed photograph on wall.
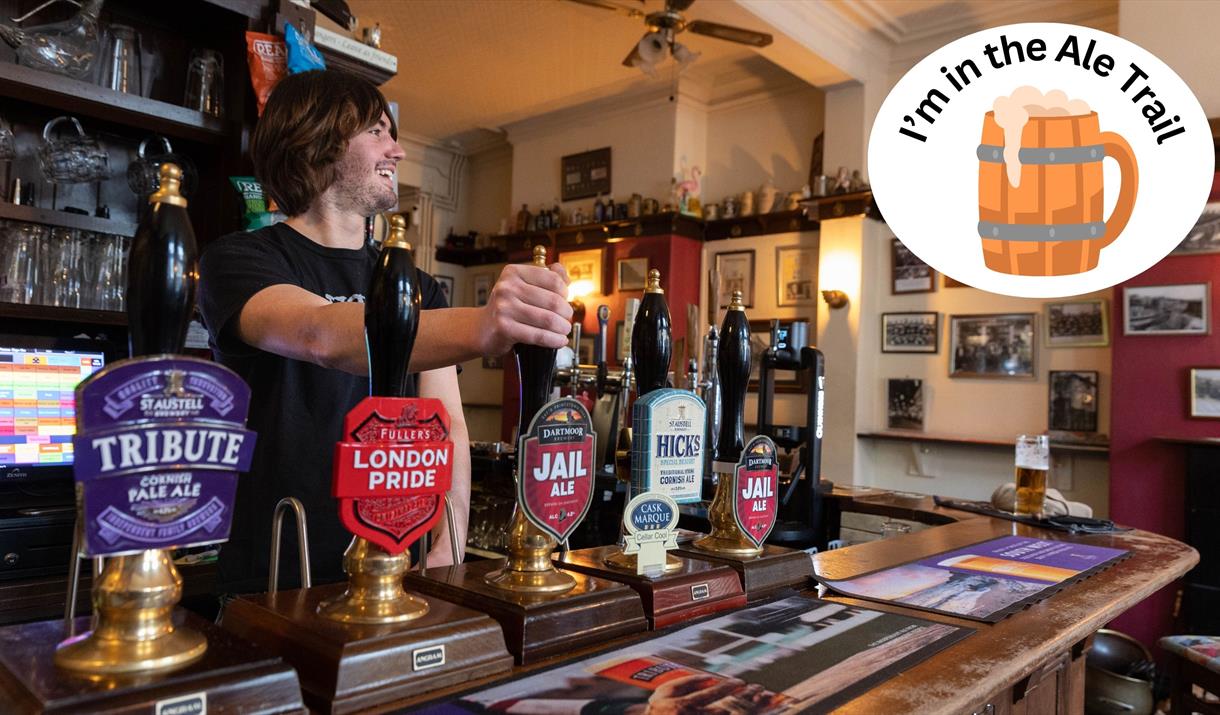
[1173,199,1220,255]
[617,256,649,292]
[472,272,493,307]
[1190,368,1220,418]
[1048,370,1099,432]
[776,245,817,307]
[615,320,628,362]
[948,313,1036,378]
[1123,283,1210,335]
[881,312,938,353]
[713,250,754,308]
[892,239,936,294]
[560,247,605,295]
[887,378,924,430]
[435,274,455,306]
[561,147,611,201]
[1045,299,1108,347]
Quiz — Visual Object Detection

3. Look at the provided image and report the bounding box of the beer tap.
[700,325,721,482]
[318,213,433,623]
[485,246,577,593]
[595,305,610,398]
[685,358,699,393]
[693,291,760,556]
[126,164,196,357]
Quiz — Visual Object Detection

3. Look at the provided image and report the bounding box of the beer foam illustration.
[992,86,1091,187]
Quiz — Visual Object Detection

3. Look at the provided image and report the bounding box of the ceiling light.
[672,42,700,68]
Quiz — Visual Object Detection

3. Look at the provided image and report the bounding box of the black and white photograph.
[776,245,817,307]
[949,313,1036,378]
[1049,371,1099,432]
[887,378,924,430]
[714,250,754,308]
[882,312,938,353]
[891,239,936,294]
[1123,283,1210,336]
[616,256,648,291]
[435,274,454,306]
[1173,201,1220,255]
[1045,299,1108,347]
[1190,368,1220,419]
[472,272,493,307]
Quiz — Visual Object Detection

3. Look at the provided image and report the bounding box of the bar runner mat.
[815,535,1130,624]
[933,496,1133,534]
[413,595,971,714]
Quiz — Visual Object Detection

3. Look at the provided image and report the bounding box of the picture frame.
[559,247,605,295]
[747,319,805,393]
[1173,198,1220,255]
[578,337,595,366]
[472,272,493,308]
[561,147,612,202]
[1045,299,1108,347]
[615,319,628,362]
[714,250,755,308]
[881,312,938,353]
[435,274,455,307]
[1190,368,1220,419]
[1048,370,1099,432]
[887,378,924,430]
[948,313,1036,379]
[775,245,817,307]
[1123,283,1210,336]
[891,239,936,294]
[617,256,649,292]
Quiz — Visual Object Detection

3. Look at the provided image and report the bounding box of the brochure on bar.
[418,595,971,714]
[817,535,1129,623]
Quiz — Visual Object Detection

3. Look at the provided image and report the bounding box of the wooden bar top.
[813,502,1197,714]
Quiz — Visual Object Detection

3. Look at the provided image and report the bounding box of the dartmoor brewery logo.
[870,23,1212,297]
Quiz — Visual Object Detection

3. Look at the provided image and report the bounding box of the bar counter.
[397,489,1197,715]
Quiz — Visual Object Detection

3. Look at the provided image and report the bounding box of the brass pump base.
[602,548,685,575]
[55,549,206,675]
[692,475,764,558]
[318,537,429,625]
[484,507,576,594]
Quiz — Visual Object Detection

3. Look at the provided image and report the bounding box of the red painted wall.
[500,234,704,440]
[1109,252,1220,647]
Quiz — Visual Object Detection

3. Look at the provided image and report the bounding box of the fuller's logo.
[518,398,595,543]
[333,397,453,554]
[732,436,779,549]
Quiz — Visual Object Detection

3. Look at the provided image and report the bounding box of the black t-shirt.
[198,222,448,593]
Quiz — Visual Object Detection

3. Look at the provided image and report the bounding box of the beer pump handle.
[366,215,421,398]
[631,269,672,397]
[126,163,197,357]
[715,292,751,465]
[595,305,609,397]
[514,246,558,425]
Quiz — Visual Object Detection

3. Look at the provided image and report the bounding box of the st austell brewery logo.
[332,397,453,554]
[732,435,779,549]
[518,398,596,543]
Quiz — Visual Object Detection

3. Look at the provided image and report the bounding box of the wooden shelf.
[0,302,127,327]
[798,189,877,222]
[704,209,819,241]
[857,430,1110,455]
[1155,435,1220,447]
[0,202,137,238]
[0,61,232,146]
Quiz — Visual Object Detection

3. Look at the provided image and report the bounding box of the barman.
[198,70,572,595]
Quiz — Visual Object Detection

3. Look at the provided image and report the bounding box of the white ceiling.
[350,0,1118,151]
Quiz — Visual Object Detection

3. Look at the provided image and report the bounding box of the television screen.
[0,346,105,472]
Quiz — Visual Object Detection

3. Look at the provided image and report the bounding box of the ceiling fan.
[566,0,773,75]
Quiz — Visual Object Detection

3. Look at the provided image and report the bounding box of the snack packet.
[245,31,287,116]
[284,22,326,74]
[229,176,282,230]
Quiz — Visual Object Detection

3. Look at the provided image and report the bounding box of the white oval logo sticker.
[869,23,1213,297]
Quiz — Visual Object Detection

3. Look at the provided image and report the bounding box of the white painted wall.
[1119,1,1220,115]
[456,143,514,237]
[703,85,825,204]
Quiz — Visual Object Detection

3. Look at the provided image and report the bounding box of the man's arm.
[419,365,468,566]
[234,263,573,374]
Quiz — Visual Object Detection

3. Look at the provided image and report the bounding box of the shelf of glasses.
[0,61,231,146]
[0,202,137,238]
[0,302,126,326]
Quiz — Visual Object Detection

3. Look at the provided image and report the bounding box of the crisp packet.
[284,22,326,74]
[245,31,287,116]
[229,176,282,230]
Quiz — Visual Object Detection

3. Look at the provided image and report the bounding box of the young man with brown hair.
[199,70,571,594]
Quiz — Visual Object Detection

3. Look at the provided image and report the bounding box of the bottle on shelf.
[516,203,530,233]
[593,194,605,223]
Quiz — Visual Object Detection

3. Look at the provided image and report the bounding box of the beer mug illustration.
[978,87,1138,276]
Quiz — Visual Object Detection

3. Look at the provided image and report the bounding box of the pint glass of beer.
[1014,434,1050,515]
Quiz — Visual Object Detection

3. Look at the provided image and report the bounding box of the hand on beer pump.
[475,260,573,357]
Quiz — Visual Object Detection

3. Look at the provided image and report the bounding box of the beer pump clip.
[756,319,829,551]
